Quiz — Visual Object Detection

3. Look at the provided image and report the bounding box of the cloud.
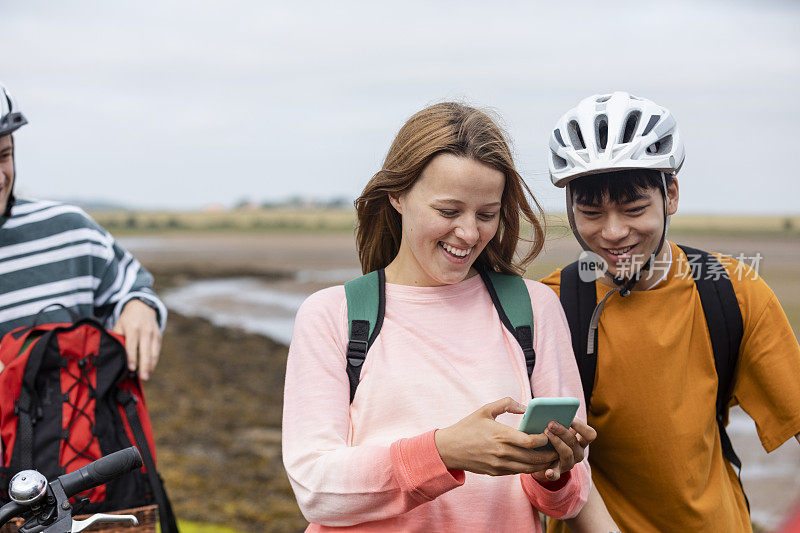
[2,0,799,212]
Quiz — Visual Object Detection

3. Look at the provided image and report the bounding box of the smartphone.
[518,397,580,450]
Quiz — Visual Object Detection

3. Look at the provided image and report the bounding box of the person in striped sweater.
[0,82,166,381]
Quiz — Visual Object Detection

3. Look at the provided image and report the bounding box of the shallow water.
[163,278,303,345]
[162,274,800,530]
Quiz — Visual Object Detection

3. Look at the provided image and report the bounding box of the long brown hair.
[355,102,544,276]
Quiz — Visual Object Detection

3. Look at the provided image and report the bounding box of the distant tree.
[234,197,255,210]
[325,196,350,209]
[261,200,279,209]
[285,195,304,208]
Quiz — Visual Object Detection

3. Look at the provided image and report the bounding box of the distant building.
[203,203,226,213]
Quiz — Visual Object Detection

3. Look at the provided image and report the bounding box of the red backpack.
[0,316,178,533]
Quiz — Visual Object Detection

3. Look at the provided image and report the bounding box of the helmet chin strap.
[2,170,15,220]
[655,170,670,260]
[3,174,15,217]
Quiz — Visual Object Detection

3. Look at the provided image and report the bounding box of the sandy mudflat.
[129,231,800,532]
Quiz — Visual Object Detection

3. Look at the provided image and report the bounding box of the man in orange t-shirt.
[541,92,800,532]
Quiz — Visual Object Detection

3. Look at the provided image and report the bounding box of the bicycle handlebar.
[59,447,143,499]
[0,501,25,528]
[0,446,144,528]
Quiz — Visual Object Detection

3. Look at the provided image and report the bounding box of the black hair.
[570,168,673,206]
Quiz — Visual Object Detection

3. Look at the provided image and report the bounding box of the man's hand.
[531,418,596,483]
[113,299,161,380]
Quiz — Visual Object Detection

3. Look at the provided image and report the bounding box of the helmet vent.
[554,129,566,148]
[596,95,611,103]
[552,153,568,170]
[0,85,27,136]
[622,111,641,143]
[595,115,608,150]
[647,135,673,155]
[567,120,585,150]
[642,114,661,136]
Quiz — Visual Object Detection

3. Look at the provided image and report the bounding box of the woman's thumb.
[485,397,526,419]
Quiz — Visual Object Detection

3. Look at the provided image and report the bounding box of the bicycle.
[0,447,143,532]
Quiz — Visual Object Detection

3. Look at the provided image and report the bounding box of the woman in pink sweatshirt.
[283,102,595,532]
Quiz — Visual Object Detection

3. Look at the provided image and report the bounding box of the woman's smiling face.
[387,153,505,286]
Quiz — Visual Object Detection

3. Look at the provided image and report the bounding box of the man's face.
[573,181,679,278]
[0,135,14,211]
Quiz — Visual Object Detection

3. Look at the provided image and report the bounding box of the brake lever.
[70,497,90,517]
[71,513,139,532]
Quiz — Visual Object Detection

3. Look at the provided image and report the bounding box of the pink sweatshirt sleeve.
[518,281,592,519]
[282,287,464,526]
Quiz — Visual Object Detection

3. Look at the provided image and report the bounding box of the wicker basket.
[0,504,157,533]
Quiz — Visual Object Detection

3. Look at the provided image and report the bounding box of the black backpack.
[343,269,537,403]
[559,244,747,509]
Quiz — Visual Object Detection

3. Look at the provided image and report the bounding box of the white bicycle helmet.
[0,83,27,137]
[548,92,686,345]
[548,91,684,187]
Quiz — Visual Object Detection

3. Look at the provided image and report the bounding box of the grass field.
[91,208,800,239]
[174,520,240,532]
[92,208,358,234]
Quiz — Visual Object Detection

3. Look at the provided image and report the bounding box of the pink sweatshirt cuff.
[520,464,588,519]
[389,429,465,503]
[535,470,571,491]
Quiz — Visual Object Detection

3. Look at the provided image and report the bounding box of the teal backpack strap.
[478,270,536,381]
[343,269,386,403]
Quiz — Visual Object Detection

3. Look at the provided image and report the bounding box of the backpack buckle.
[13,398,42,424]
[115,388,137,406]
[346,340,368,367]
[14,397,30,416]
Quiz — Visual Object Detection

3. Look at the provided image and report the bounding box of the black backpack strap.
[31,303,79,328]
[478,271,536,381]
[559,262,597,409]
[678,244,747,510]
[10,320,107,475]
[117,389,180,533]
[10,329,58,475]
[343,270,385,403]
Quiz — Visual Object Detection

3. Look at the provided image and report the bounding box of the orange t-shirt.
[542,242,800,533]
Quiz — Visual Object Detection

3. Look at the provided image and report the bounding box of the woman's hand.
[531,418,597,484]
[434,397,558,476]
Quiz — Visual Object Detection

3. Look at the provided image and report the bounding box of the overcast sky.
[1,0,798,213]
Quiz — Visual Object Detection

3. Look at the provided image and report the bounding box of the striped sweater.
[0,198,166,340]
